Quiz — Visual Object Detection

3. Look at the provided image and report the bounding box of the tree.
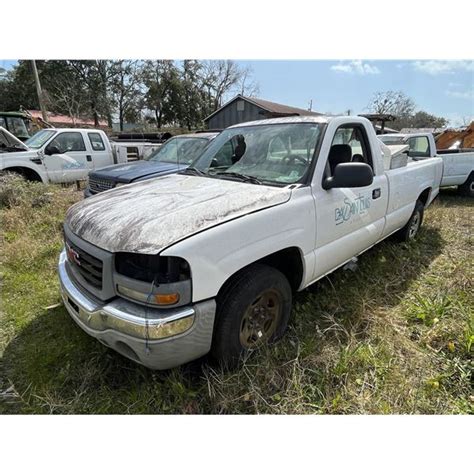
[110,60,144,131]
[237,65,260,97]
[399,111,448,129]
[67,60,115,127]
[178,60,208,130]
[201,61,260,112]
[48,75,85,126]
[368,90,416,118]
[142,60,181,128]
[367,90,447,130]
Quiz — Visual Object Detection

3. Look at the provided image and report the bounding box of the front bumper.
[58,250,216,370]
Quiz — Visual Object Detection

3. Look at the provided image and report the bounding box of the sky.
[1,59,473,126]
[236,60,473,126]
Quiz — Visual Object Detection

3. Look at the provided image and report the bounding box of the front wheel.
[211,264,292,367]
[395,200,424,242]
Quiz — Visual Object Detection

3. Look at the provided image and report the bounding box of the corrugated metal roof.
[204,94,321,122]
[28,110,107,127]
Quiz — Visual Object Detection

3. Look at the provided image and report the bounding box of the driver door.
[43,131,89,183]
[312,124,389,279]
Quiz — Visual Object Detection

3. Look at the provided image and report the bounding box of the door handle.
[86,155,92,162]
[372,188,381,199]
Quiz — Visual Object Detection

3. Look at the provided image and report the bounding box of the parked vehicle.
[379,132,474,196]
[59,116,443,370]
[0,111,31,141]
[0,127,124,184]
[84,132,218,197]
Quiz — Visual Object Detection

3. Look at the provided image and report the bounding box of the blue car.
[84,132,218,197]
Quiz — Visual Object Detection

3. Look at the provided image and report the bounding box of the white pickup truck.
[58,116,443,370]
[0,127,133,184]
[379,132,474,196]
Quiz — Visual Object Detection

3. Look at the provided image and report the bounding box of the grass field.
[0,178,472,414]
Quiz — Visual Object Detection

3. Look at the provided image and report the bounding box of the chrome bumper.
[58,250,216,370]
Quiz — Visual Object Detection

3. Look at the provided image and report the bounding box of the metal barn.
[204,94,322,130]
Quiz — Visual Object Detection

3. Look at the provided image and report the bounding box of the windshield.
[6,116,30,138]
[147,136,210,164]
[25,130,57,149]
[191,123,324,185]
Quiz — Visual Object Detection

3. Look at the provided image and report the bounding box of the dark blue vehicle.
[84,132,218,197]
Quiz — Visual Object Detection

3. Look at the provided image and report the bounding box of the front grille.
[66,239,103,290]
[89,177,116,194]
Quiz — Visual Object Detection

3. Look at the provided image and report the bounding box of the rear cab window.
[407,136,430,158]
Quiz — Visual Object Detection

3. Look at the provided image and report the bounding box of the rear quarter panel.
[383,157,442,236]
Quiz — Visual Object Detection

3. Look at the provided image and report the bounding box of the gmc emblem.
[66,243,81,266]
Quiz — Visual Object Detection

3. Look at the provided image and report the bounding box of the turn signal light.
[154,293,180,305]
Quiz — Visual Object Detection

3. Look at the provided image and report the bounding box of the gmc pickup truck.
[59,116,443,369]
[379,132,474,196]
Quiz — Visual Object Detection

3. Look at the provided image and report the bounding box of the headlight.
[114,253,191,307]
[114,182,126,188]
[116,285,180,306]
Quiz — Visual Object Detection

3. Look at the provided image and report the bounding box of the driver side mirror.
[44,144,61,156]
[323,162,374,190]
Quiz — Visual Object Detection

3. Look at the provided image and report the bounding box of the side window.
[328,125,373,176]
[49,132,86,153]
[88,132,105,151]
[0,117,6,128]
[407,136,430,158]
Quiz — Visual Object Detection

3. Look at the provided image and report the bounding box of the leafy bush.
[0,172,51,209]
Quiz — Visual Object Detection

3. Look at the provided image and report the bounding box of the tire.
[395,200,424,242]
[458,174,474,197]
[211,263,292,367]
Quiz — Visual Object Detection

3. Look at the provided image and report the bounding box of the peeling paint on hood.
[66,174,292,253]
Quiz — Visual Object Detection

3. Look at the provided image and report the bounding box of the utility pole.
[31,60,48,122]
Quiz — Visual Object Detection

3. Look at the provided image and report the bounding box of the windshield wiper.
[214,171,262,185]
[179,167,208,177]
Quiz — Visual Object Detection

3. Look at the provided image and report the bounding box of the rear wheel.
[395,200,424,242]
[458,174,474,197]
[211,264,292,367]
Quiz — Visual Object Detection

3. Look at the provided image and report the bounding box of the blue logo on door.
[335,194,371,225]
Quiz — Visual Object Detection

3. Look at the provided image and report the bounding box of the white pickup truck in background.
[379,132,474,196]
[0,126,162,184]
[0,127,119,183]
[59,116,443,370]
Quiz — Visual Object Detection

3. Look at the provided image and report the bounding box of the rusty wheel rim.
[239,289,282,349]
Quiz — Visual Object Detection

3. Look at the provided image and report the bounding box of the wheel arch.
[216,246,305,298]
[3,166,45,183]
[418,187,432,207]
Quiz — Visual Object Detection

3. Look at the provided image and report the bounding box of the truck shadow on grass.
[2,223,445,414]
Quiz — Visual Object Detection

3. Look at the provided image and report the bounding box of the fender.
[160,186,317,302]
[1,154,48,183]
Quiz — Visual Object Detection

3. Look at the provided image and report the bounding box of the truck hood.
[90,160,184,183]
[66,174,292,253]
[0,126,29,152]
